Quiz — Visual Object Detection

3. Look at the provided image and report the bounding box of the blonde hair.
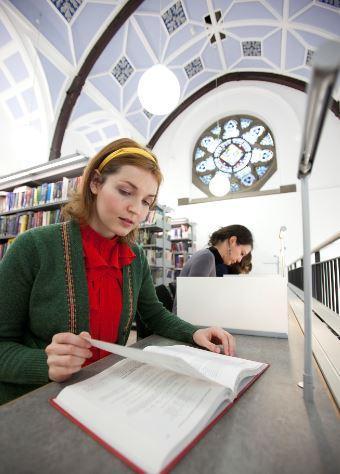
[62,138,163,243]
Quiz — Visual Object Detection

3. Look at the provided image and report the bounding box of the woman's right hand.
[45,331,93,383]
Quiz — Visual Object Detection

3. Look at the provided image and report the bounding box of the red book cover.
[50,363,269,474]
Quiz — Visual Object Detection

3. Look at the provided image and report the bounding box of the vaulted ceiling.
[0,0,339,158]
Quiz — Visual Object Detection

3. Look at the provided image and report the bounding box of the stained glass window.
[192,115,277,196]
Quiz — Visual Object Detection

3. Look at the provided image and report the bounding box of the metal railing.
[288,233,340,315]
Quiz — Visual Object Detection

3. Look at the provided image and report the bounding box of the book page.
[89,338,211,382]
[89,338,266,394]
[144,345,265,395]
[55,358,228,474]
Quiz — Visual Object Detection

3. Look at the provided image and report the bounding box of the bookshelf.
[0,153,88,191]
[170,219,196,278]
[138,206,174,286]
[0,155,88,260]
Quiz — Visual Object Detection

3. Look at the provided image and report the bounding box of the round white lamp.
[138,64,180,116]
[209,173,231,197]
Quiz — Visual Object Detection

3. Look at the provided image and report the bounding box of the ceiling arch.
[148,70,340,148]
[0,0,339,160]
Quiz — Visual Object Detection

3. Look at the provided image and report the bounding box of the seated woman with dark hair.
[173,224,253,313]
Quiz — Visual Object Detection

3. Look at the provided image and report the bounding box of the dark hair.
[228,252,252,274]
[62,138,163,244]
[208,224,253,248]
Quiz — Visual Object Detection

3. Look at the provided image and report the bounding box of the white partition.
[177,275,288,338]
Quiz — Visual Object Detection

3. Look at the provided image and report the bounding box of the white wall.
[0,106,15,176]
[155,81,340,273]
[0,104,49,176]
[61,129,94,158]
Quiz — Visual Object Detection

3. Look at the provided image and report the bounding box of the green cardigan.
[0,220,197,404]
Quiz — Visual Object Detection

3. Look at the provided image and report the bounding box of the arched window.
[192,115,277,197]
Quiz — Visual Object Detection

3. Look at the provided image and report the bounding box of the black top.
[208,246,230,276]
[208,246,223,265]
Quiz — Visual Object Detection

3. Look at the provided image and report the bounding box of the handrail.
[312,232,340,254]
[288,231,340,267]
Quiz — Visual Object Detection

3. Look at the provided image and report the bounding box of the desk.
[0,309,339,474]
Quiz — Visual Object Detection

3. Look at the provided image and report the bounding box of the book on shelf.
[171,240,192,252]
[144,248,163,266]
[0,191,7,212]
[0,237,15,259]
[0,209,62,240]
[164,249,172,266]
[138,228,151,246]
[138,232,165,248]
[170,224,192,240]
[174,253,185,269]
[0,177,81,214]
[164,268,174,283]
[18,214,28,233]
[61,176,81,201]
[143,208,163,226]
[51,339,268,474]
[61,177,69,201]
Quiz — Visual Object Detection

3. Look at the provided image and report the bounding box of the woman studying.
[173,225,253,313]
[215,249,253,277]
[0,139,235,405]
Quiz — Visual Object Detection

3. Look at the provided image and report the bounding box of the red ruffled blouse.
[80,225,135,364]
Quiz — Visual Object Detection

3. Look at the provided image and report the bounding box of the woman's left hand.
[193,327,235,356]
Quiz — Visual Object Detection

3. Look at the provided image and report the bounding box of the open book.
[51,340,268,474]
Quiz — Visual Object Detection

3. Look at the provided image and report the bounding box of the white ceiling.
[0,0,339,157]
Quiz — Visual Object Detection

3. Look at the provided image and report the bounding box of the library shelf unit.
[0,153,89,191]
[138,206,174,286]
[0,153,89,260]
[170,219,196,278]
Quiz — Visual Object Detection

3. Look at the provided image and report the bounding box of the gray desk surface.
[0,309,339,474]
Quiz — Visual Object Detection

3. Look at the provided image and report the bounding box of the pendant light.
[209,172,231,197]
[138,64,180,116]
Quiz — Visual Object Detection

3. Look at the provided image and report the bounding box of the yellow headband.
[97,147,156,172]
